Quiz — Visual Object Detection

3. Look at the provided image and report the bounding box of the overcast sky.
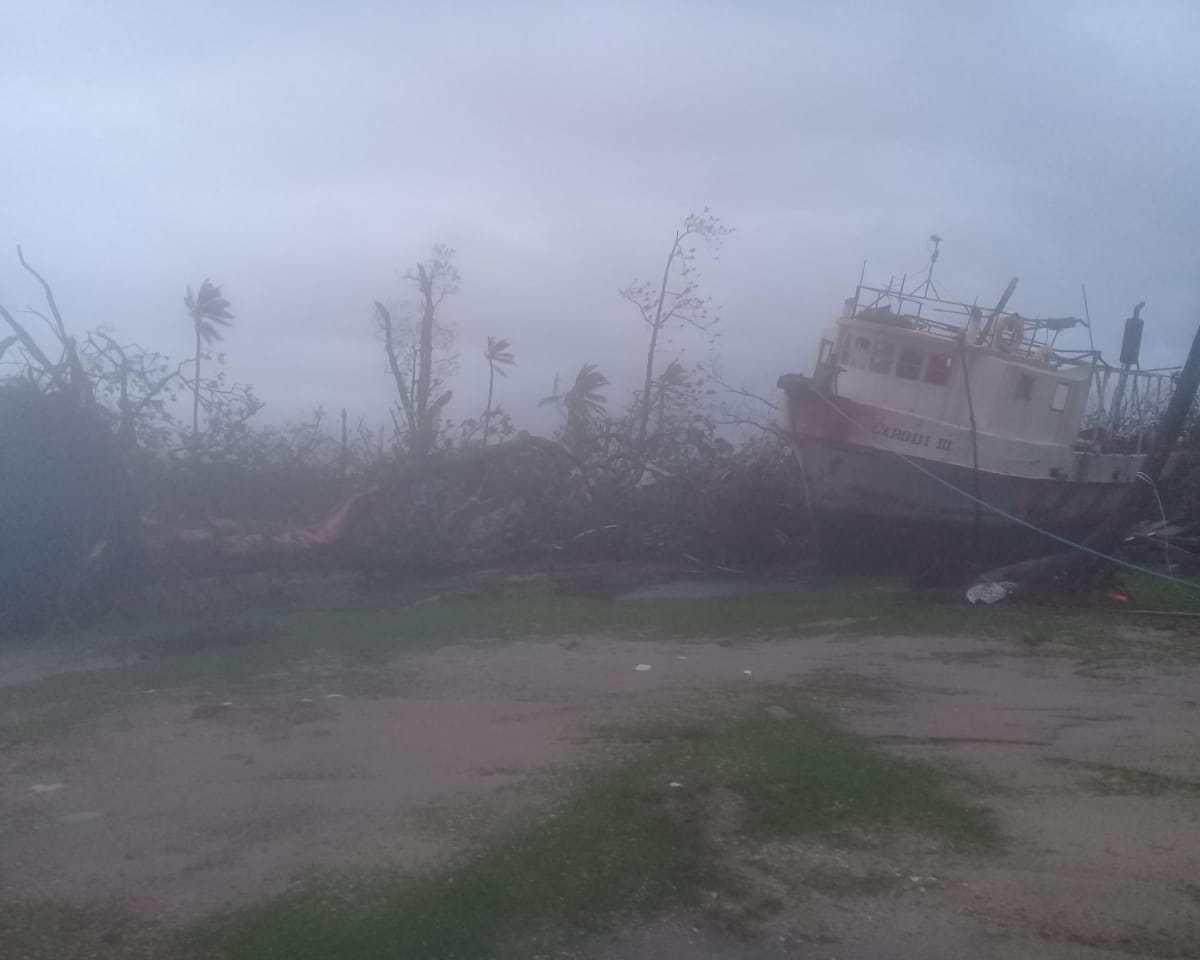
[3,1,1198,432]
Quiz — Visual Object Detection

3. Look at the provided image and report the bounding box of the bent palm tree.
[482,336,516,446]
[184,279,234,448]
[539,363,609,453]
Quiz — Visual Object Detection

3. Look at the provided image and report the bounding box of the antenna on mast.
[921,234,942,298]
[921,232,940,296]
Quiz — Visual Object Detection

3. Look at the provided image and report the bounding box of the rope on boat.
[806,389,1200,598]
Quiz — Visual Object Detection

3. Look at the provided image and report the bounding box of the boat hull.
[795,436,1131,566]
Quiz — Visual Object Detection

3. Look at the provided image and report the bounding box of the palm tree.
[184,279,233,448]
[539,363,609,453]
[481,336,516,446]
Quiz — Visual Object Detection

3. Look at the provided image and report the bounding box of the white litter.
[221,701,234,707]
[300,698,315,703]
[674,655,688,661]
[634,663,653,672]
[31,783,65,794]
[966,580,1018,605]
[324,693,345,700]
[668,781,684,789]
[743,669,753,676]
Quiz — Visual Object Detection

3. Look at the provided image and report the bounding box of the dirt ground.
[2,614,1199,957]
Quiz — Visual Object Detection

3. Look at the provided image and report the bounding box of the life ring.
[995,314,1024,352]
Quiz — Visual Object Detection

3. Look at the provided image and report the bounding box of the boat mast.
[1109,302,1146,432]
[978,277,1019,345]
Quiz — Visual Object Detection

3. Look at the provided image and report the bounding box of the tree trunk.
[483,362,495,446]
[415,266,435,459]
[636,235,680,448]
[191,325,201,450]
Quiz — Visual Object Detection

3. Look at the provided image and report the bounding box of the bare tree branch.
[0,300,63,384]
[17,245,69,344]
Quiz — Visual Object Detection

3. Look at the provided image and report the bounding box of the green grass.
[0,898,165,960]
[687,712,995,846]
[1056,759,1200,797]
[0,585,935,742]
[4,576,1187,743]
[1118,570,1200,613]
[187,705,994,960]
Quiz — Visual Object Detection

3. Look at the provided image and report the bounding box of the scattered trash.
[668,781,684,789]
[764,705,794,720]
[1106,590,1130,603]
[966,580,1018,605]
[221,701,234,707]
[674,655,688,661]
[299,698,315,703]
[634,663,653,672]
[60,811,103,824]
[31,783,65,794]
[743,669,753,677]
[140,689,157,694]
[324,693,345,700]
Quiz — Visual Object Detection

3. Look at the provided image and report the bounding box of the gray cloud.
[3,0,1198,429]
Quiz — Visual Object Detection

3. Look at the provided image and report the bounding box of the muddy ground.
[2,597,1199,958]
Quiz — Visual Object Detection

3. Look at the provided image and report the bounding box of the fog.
[4,0,1198,427]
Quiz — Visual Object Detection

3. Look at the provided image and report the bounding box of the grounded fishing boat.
[778,245,1176,564]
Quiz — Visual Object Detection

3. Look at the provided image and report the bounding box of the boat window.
[1051,381,1071,412]
[818,338,833,365]
[836,330,849,363]
[896,347,923,380]
[923,353,953,386]
[848,335,871,370]
[868,339,895,374]
[1016,372,1035,401]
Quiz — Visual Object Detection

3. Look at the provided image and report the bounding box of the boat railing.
[847,283,1082,364]
[1076,362,1180,452]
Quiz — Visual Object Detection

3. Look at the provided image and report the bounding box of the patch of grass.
[1021,621,1058,647]
[1119,570,1200,614]
[187,759,708,960]
[3,576,1167,743]
[189,705,994,960]
[0,898,165,960]
[689,712,995,847]
[1050,758,1200,796]
[0,586,957,742]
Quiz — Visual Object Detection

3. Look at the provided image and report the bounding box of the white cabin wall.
[831,318,1090,445]
[973,357,1089,445]
[833,321,970,427]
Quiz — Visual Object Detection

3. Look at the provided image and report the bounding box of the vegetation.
[184,279,235,448]
[187,704,991,960]
[0,216,832,636]
[479,335,516,446]
[1049,758,1200,797]
[6,578,1186,745]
